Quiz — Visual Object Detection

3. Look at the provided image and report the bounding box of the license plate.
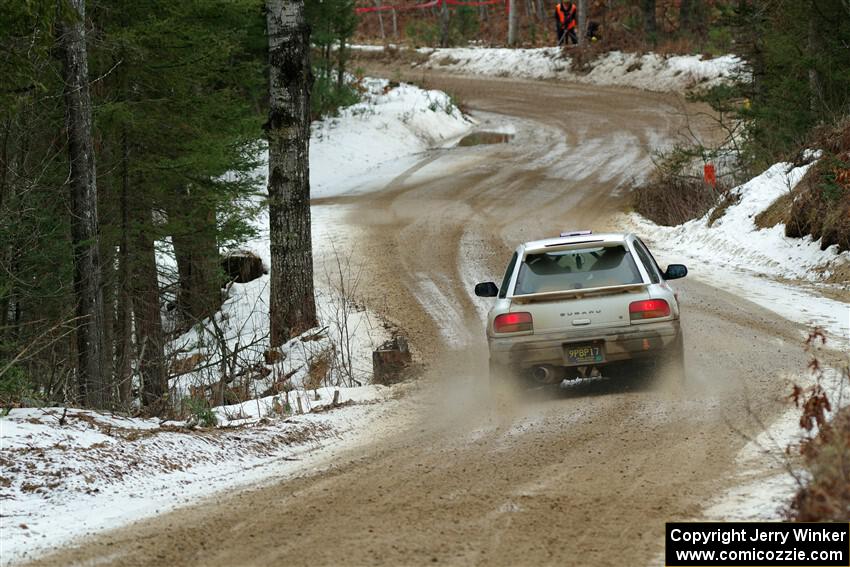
[564,342,605,365]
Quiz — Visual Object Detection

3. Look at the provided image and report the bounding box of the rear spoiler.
[508,283,648,303]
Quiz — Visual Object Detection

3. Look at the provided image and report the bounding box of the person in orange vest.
[554,0,578,45]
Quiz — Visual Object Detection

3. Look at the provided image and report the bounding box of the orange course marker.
[704,163,717,187]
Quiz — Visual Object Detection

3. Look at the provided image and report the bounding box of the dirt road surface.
[23,74,817,566]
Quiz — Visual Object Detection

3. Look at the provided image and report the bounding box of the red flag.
[704,163,717,187]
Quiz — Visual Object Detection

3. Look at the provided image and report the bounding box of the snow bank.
[310,77,474,199]
[0,387,401,565]
[356,45,744,94]
[624,159,850,340]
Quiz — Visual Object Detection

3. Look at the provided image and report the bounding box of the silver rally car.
[474,231,687,386]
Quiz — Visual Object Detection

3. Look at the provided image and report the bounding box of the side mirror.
[474,282,499,297]
[664,264,688,280]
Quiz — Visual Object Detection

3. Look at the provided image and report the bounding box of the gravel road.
[23,73,816,567]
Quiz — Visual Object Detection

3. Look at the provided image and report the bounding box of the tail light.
[494,312,533,333]
[629,299,670,321]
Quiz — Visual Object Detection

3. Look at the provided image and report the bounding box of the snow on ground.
[623,159,850,340]
[0,387,409,564]
[704,363,848,522]
[0,77,469,566]
[354,45,744,94]
[171,76,476,399]
[311,77,473,199]
[166,277,384,405]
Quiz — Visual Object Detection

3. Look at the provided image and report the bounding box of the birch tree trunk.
[57,0,108,408]
[440,0,450,47]
[374,0,386,41]
[577,0,587,45]
[266,0,318,347]
[508,0,518,45]
[807,2,820,116]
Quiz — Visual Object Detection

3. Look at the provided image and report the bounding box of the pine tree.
[306,0,359,117]
[1,0,268,410]
[57,0,109,408]
[740,0,850,164]
[91,0,267,409]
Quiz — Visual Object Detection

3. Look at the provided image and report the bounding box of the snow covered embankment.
[0,78,469,566]
[356,46,744,94]
[624,159,850,341]
[310,77,474,199]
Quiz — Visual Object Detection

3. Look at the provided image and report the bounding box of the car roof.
[520,232,633,253]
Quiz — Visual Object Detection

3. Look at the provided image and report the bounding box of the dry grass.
[567,44,605,75]
[304,350,333,391]
[786,166,850,253]
[631,174,726,226]
[349,46,430,67]
[706,190,740,227]
[754,190,795,229]
[790,403,850,521]
[786,118,850,253]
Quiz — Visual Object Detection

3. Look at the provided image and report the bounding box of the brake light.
[629,299,670,321]
[494,312,533,333]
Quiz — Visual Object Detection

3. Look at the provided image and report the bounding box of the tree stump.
[372,336,412,385]
[221,251,266,284]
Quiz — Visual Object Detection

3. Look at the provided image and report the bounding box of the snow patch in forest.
[354,45,745,93]
[623,159,850,340]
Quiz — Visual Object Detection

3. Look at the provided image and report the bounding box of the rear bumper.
[488,319,681,369]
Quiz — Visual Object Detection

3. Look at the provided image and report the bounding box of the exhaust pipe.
[532,365,565,384]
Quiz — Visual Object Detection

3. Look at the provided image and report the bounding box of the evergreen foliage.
[0,1,270,408]
[734,0,850,165]
[306,0,360,118]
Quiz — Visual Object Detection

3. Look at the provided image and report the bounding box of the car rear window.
[513,245,643,295]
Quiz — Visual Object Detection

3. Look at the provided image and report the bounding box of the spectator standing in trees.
[555,0,578,45]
